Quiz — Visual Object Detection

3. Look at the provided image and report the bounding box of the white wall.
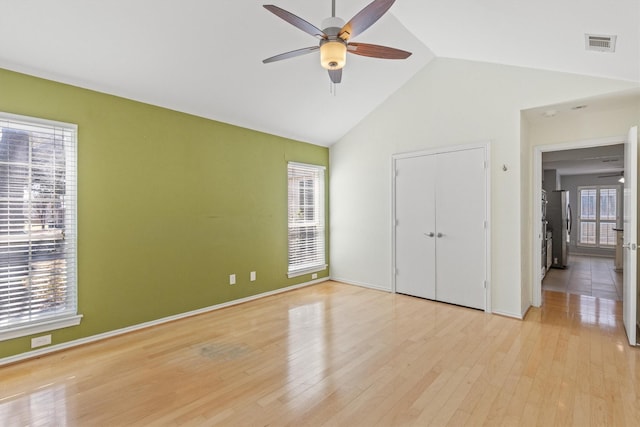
[330,57,636,317]
[520,113,532,313]
[527,100,640,146]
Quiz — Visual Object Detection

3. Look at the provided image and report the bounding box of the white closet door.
[395,155,436,299]
[435,148,486,310]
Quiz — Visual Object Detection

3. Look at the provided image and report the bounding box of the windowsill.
[0,314,83,342]
[287,264,328,279]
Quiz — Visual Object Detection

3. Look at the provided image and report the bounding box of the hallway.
[542,255,622,301]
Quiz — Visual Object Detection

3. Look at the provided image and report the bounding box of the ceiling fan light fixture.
[320,40,347,70]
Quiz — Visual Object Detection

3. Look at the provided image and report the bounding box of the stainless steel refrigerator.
[547,190,571,268]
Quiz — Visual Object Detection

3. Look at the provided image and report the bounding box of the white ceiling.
[542,144,624,176]
[0,0,638,146]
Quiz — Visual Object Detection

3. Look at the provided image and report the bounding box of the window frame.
[287,162,327,278]
[577,185,618,249]
[0,112,81,342]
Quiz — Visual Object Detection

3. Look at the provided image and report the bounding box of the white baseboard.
[0,277,329,367]
[330,276,391,293]
[492,309,524,320]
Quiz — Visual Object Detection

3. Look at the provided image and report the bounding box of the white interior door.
[395,155,436,299]
[623,125,638,346]
[435,148,487,310]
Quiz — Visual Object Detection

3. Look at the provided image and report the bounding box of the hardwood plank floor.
[1,281,639,426]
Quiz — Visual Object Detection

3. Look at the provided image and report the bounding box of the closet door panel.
[395,155,436,299]
[435,148,486,310]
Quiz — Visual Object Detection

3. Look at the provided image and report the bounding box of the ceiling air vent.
[585,34,616,52]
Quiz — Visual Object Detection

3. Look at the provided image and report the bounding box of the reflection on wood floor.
[1,281,639,426]
[541,288,622,328]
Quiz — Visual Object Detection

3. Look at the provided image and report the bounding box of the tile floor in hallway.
[542,254,622,300]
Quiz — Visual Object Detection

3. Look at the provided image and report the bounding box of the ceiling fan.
[262,0,412,84]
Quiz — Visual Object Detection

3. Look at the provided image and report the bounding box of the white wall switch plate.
[312,273,318,279]
[31,335,52,348]
[250,271,256,281]
[229,274,236,285]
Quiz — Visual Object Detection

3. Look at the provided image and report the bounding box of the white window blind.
[287,162,326,278]
[578,186,617,248]
[579,188,597,245]
[0,113,80,341]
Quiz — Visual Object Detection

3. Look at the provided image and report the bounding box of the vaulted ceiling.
[1,0,638,146]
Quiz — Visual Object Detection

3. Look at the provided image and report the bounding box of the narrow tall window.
[0,113,80,341]
[578,186,618,248]
[287,162,326,278]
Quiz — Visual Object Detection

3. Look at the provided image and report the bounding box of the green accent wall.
[0,68,329,359]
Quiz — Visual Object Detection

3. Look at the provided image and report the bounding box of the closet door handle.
[424,232,435,237]
[436,232,444,238]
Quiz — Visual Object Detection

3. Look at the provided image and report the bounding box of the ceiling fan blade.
[347,43,411,59]
[339,0,395,41]
[263,46,320,64]
[263,5,327,39]
[328,69,342,84]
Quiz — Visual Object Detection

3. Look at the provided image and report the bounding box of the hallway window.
[287,162,326,278]
[577,186,617,248]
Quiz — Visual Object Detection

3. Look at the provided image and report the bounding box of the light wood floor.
[1,281,639,426]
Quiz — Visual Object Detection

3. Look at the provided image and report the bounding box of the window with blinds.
[287,162,326,278]
[578,186,618,248]
[0,113,80,341]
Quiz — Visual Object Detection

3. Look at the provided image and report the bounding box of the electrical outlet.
[31,335,51,348]
[312,273,318,279]
[250,271,256,281]
[229,274,236,285]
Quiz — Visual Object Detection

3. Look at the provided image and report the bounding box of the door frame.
[391,141,492,313]
[623,126,638,345]
[532,136,626,307]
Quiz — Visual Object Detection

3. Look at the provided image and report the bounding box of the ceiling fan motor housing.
[321,17,346,35]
